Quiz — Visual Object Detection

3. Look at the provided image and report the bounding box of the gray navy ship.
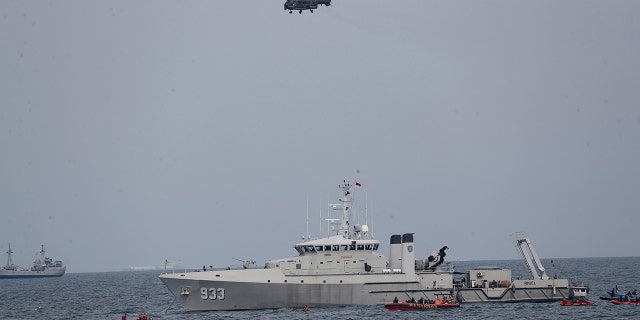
[160,180,584,311]
[0,244,66,279]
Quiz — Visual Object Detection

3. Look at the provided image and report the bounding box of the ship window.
[307,246,315,252]
[295,247,304,255]
[365,244,372,250]
[325,245,331,251]
[373,244,379,250]
[332,245,339,251]
[341,245,348,251]
[357,245,364,250]
[349,244,356,250]
[296,264,301,269]
[315,246,323,251]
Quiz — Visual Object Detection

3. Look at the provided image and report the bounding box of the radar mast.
[337,180,353,239]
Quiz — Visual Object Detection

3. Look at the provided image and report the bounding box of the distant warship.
[0,244,65,279]
[160,180,583,311]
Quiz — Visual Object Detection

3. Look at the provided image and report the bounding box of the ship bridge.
[294,235,379,256]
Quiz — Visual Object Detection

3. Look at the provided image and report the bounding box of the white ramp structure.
[513,233,549,280]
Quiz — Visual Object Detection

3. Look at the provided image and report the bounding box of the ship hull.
[457,279,570,303]
[160,270,455,311]
[0,267,66,279]
[160,270,572,310]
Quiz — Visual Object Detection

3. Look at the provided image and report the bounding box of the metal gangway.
[512,233,549,280]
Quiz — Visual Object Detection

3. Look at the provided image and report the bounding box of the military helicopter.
[284,0,332,14]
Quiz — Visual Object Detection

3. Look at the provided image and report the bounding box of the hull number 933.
[200,287,225,300]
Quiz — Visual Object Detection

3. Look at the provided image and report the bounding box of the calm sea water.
[1,257,639,319]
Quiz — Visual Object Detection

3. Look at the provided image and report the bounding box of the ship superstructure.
[456,234,578,302]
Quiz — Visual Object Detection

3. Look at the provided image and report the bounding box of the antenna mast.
[5,243,13,268]
[337,180,353,239]
[306,194,309,240]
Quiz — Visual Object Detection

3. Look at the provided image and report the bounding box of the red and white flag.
[355,182,362,187]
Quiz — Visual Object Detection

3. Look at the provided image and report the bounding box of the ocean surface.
[1,257,639,319]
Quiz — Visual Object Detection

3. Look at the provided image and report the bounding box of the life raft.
[560,299,594,306]
[384,302,460,311]
[612,299,640,305]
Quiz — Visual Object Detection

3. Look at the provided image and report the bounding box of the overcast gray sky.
[1,1,639,273]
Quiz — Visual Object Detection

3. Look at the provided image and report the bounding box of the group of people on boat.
[561,297,592,306]
[608,286,638,297]
[598,285,640,304]
[121,312,152,320]
[616,294,639,303]
[606,286,639,301]
[488,280,510,288]
[461,279,511,289]
[292,305,310,312]
[393,295,456,305]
